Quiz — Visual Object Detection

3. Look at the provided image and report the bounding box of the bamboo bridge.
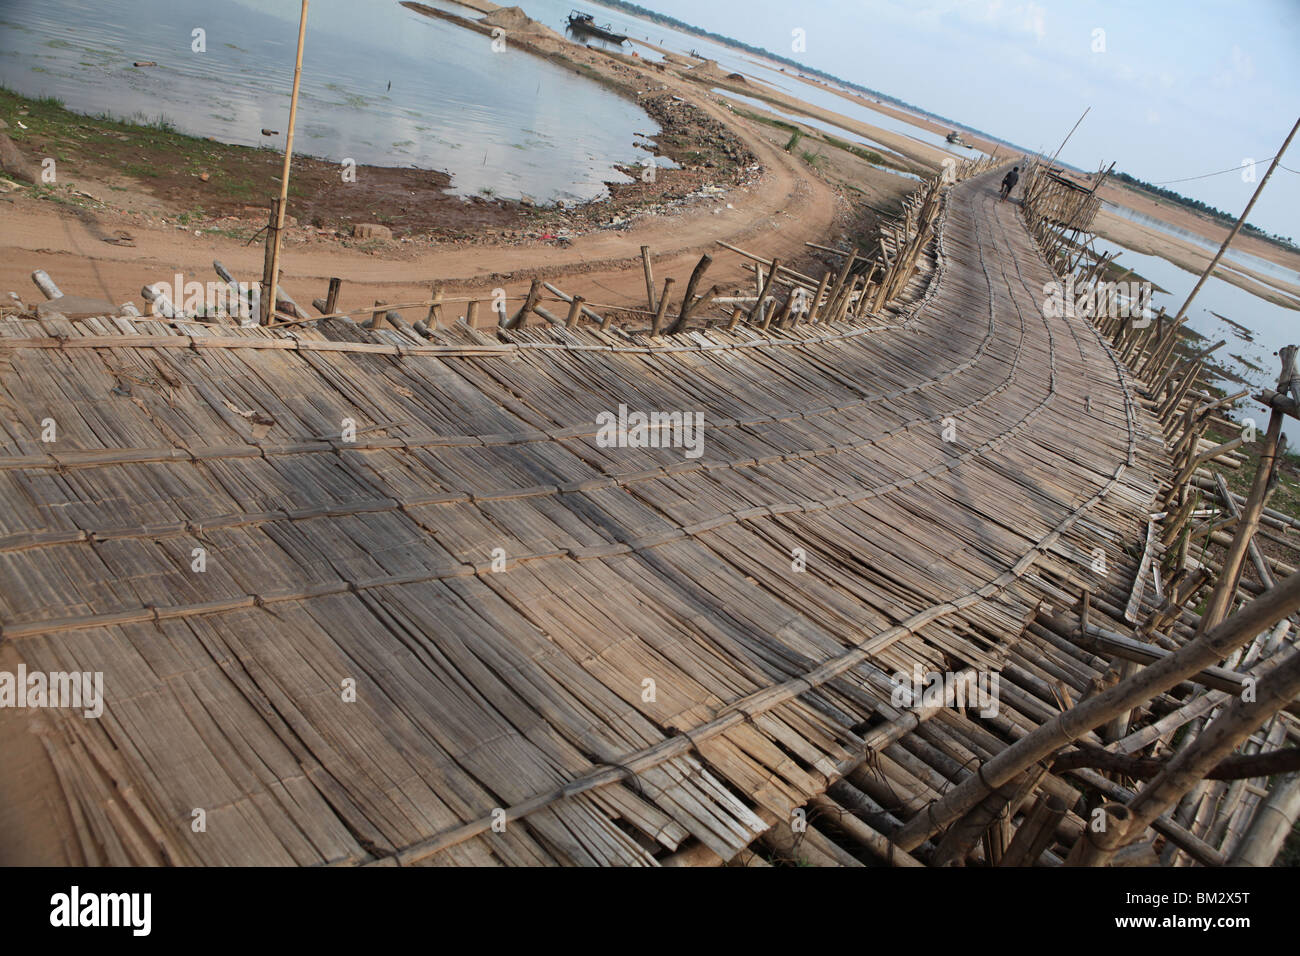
[1,163,1297,867]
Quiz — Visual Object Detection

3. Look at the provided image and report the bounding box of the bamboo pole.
[261,0,310,324]
[564,295,584,328]
[640,245,656,312]
[1168,115,1300,327]
[668,255,712,334]
[650,278,674,336]
[748,257,779,326]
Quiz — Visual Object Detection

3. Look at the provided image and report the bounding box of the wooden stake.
[261,0,310,324]
[640,245,656,312]
[565,295,584,328]
[670,255,712,334]
[324,277,341,314]
[651,278,675,336]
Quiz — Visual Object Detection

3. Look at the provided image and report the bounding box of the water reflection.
[0,0,662,203]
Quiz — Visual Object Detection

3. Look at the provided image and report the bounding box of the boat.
[566,10,628,44]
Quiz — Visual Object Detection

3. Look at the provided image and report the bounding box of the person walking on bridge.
[999,166,1020,201]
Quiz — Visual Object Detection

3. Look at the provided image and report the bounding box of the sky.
[635,0,1300,240]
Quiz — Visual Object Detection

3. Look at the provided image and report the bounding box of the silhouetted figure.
[1000,166,1020,200]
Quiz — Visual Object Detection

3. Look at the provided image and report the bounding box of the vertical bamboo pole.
[564,295,584,328]
[1169,116,1299,327]
[261,0,310,324]
[640,245,656,312]
[651,277,675,335]
[1195,350,1292,634]
[324,277,341,314]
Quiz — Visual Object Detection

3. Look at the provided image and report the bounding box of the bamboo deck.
[0,171,1183,866]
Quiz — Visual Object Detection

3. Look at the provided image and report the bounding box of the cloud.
[1014,2,1047,41]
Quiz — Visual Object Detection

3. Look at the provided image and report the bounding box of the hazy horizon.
[628,0,1299,241]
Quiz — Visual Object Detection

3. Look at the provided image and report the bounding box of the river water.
[0,0,667,203]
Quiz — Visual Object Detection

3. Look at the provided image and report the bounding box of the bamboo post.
[261,0,310,324]
[564,295,584,328]
[806,271,832,324]
[650,277,675,335]
[669,255,712,334]
[260,199,279,321]
[465,300,480,329]
[640,245,656,312]
[822,248,857,320]
[1168,115,1300,329]
[748,256,779,326]
[425,284,443,329]
[368,300,387,330]
[324,277,341,314]
[507,278,541,328]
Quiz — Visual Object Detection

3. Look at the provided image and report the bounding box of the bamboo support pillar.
[261,0,309,324]
[650,278,675,336]
[507,279,541,328]
[669,255,712,334]
[640,245,656,312]
[564,295,584,328]
[425,284,444,329]
[748,257,779,327]
[806,271,832,324]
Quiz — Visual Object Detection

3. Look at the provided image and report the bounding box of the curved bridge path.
[0,171,1167,865]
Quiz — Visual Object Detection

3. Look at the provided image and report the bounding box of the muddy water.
[0,0,665,203]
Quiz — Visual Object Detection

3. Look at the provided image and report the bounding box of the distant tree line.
[1111,170,1296,249]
